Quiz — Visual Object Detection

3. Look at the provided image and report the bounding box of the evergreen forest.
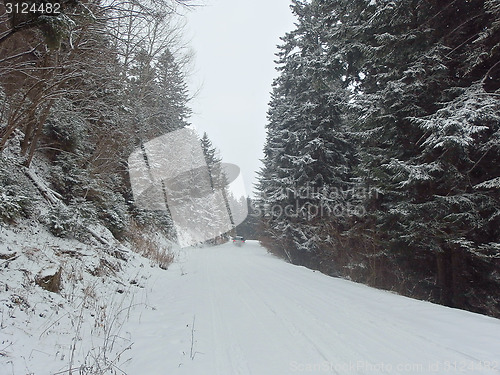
[258,0,500,317]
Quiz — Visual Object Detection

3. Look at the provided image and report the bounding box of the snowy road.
[122,241,500,375]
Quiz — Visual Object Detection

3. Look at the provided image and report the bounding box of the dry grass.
[127,220,174,270]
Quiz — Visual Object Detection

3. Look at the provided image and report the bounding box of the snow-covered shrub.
[44,99,88,153]
[91,186,129,239]
[49,152,92,199]
[41,200,104,239]
[0,186,31,223]
[47,148,129,239]
[66,198,102,242]
[0,157,35,222]
[131,208,176,236]
[42,205,78,237]
[69,197,98,221]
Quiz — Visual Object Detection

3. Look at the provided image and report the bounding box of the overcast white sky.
[179,0,297,197]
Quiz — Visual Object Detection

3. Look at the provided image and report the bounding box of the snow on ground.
[0,221,162,375]
[119,241,500,375]
[1,236,500,374]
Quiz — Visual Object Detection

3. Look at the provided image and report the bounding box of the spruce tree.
[259,0,355,269]
[347,0,500,312]
[258,0,500,316]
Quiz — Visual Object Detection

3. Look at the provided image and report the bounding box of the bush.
[48,151,130,239]
[43,99,87,153]
[0,157,35,222]
[93,188,129,239]
[0,186,31,223]
[42,205,78,237]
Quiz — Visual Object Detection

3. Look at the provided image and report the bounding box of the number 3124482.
[5,2,61,15]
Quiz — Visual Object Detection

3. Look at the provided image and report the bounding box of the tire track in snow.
[122,242,500,375]
[203,250,251,375]
[230,244,500,374]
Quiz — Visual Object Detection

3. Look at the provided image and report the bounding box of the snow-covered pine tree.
[259,0,500,317]
[328,0,459,296]
[258,0,356,271]
[201,132,224,189]
[200,132,234,243]
[340,0,500,314]
[156,50,192,133]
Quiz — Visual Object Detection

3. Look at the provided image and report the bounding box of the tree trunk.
[451,246,466,308]
[436,250,453,306]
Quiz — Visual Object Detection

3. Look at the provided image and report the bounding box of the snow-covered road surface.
[122,241,500,375]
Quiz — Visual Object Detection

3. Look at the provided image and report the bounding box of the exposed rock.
[36,267,62,293]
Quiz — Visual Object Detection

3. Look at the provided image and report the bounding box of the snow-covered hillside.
[0,219,173,375]
[121,241,500,375]
[2,239,500,374]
